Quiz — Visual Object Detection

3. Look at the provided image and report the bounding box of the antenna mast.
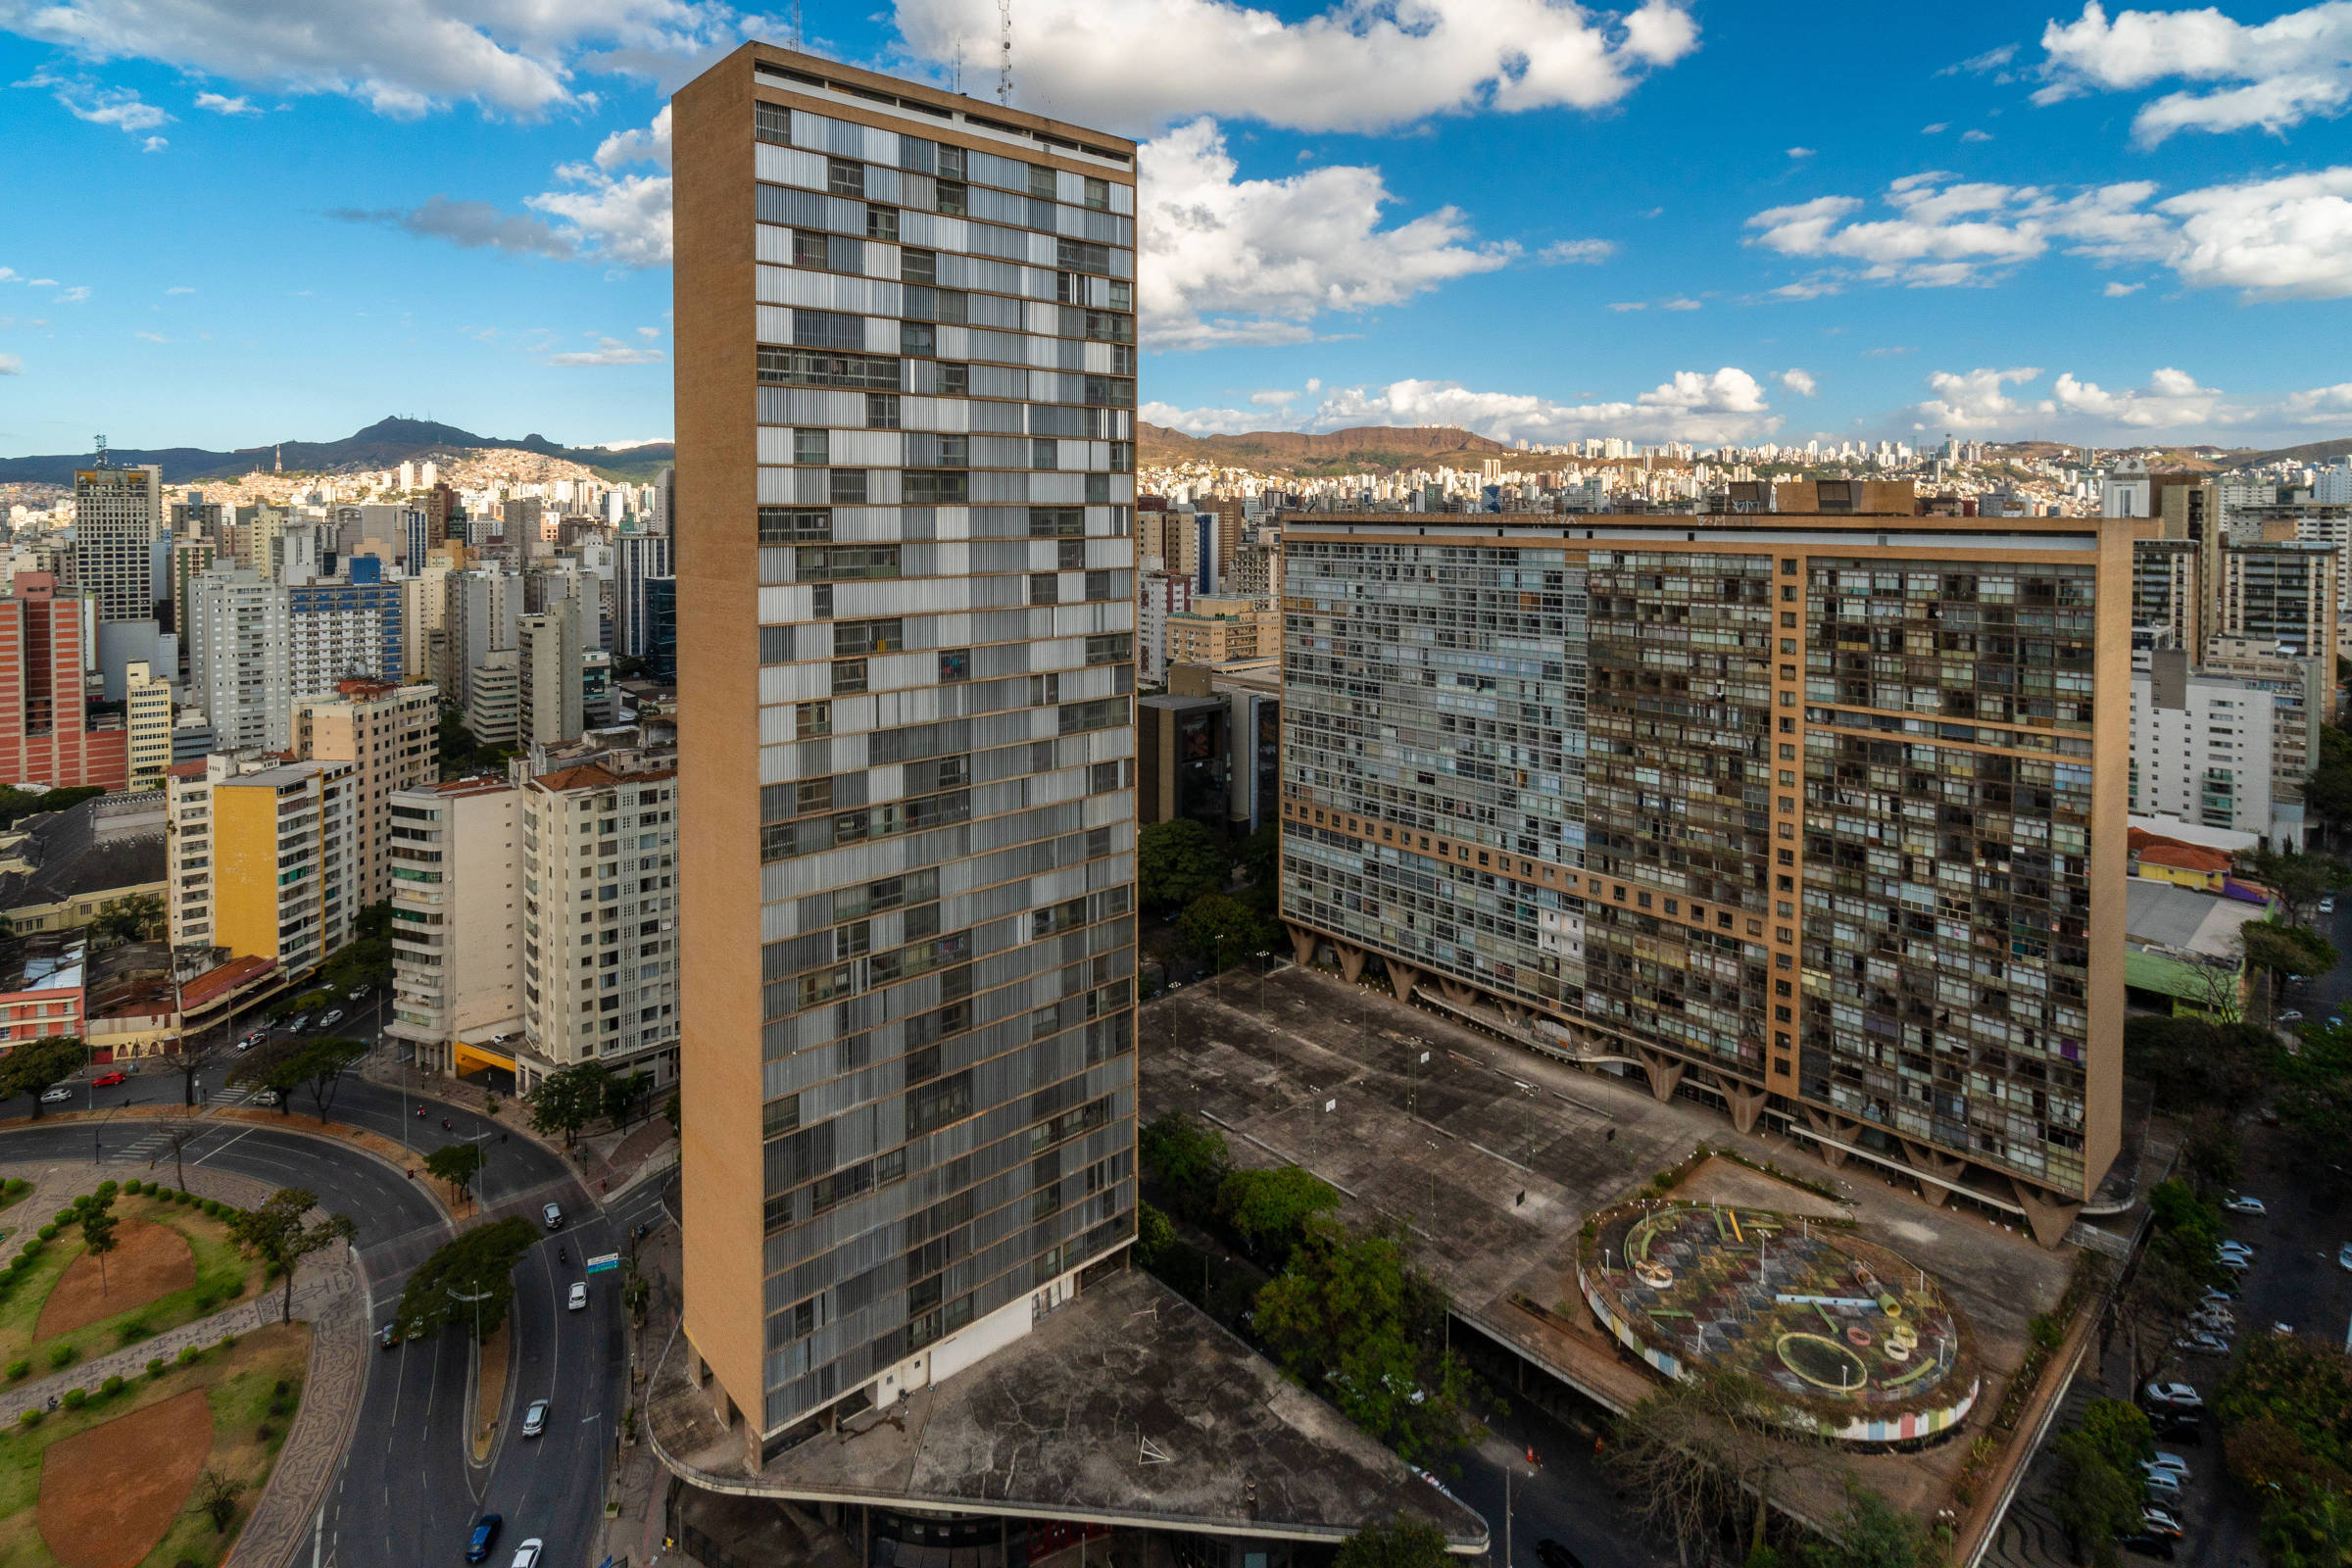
[92,435,110,469]
[997,0,1013,105]
[792,0,804,52]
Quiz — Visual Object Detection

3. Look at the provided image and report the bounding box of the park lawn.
[0,1320,309,1568]
[0,1196,254,1374]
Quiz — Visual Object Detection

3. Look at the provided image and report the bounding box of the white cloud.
[141,134,166,151]
[2049,366,2229,426]
[1787,146,1816,159]
[2158,168,2352,298]
[2278,379,2352,423]
[24,72,170,131]
[0,354,20,374]
[893,0,1698,135]
[1138,400,1285,435]
[193,90,260,116]
[165,285,194,295]
[134,330,167,342]
[55,286,89,303]
[1941,42,2019,76]
[1539,238,1617,265]
[1608,301,1647,311]
[1138,118,1512,349]
[1961,128,1993,142]
[1910,366,2044,430]
[546,336,666,367]
[2035,1,2352,144]
[1310,368,1779,446]
[1922,122,1949,133]
[0,0,732,118]
[1660,296,1701,310]
[635,324,662,339]
[527,105,674,268]
[333,196,577,259]
[1779,368,1818,396]
[2104,279,2143,295]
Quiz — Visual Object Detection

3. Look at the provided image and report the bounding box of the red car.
[91,1071,127,1088]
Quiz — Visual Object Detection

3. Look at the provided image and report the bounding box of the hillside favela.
[0,6,2348,1568]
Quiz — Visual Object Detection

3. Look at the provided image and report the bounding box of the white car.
[2201,1286,2236,1304]
[2321,899,2336,913]
[521,1398,549,1438]
[2142,1469,2184,1499]
[2147,1453,2189,1478]
[38,1087,73,1103]
[2145,1381,2203,1409]
[2338,1243,2352,1271]
[2222,1196,2266,1215]
[2217,1251,2251,1272]
[541,1202,564,1231]
[317,1009,344,1029]
[2278,1009,2303,1022]
[510,1544,543,1568]
[2174,1331,2230,1356]
[253,1089,280,1106]
[567,1282,587,1312]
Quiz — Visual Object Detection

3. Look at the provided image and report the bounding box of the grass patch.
[0,1196,252,1373]
[0,1320,307,1568]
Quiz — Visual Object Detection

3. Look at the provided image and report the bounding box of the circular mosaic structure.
[1580,1200,1980,1445]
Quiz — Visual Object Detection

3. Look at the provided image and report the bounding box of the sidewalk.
[598,1174,683,1568]
[360,1051,679,1208]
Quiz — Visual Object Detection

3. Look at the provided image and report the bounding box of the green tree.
[87,893,166,948]
[2243,922,2338,1005]
[2079,1397,2157,1472]
[0,785,104,832]
[79,1195,120,1298]
[1335,1515,1451,1568]
[2180,1111,2242,1198]
[1,1036,86,1117]
[1237,821,1280,891]
[1800,1486,1933,1568]
[2274,1021,2352,1195]
[1138,818,1227,913]
[1251,1215,1481,1468]
[2262,1487,2352,1568]
[228,1188,357,1324]
[1215,1163,1340,1263]
[2240,849,2352,927]
[396,1216,539,1342]
[662,1088,680,1138]
[603,1069,654,1128]
[423,1142,486,1209]
[192,1470,246,1534]
[2048,1431,2141,1568]
[1139,1111,1229,1222]
[1135,1200,1178,1273]
[237,1037,368,1119]
[1173,891,1277,971]
[527,1061,612,1148]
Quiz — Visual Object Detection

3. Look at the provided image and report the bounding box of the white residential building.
[2130,648,2305,850]
[188,568,293,752]
[385,776,524,1072]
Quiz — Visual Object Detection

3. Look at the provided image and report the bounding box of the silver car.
[521,1398,549,1438]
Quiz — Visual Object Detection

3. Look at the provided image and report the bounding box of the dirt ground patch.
[35,1388,213,1568]
[34,1217,195,1342]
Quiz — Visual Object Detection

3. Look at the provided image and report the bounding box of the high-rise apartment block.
[123,660,173,793]
[72,466,162,623]
[674,43,1141,1450]
[289,566,405,693]
[189,569,294,752]
[2130,647,2308,848]
[514,757,679,1087]
[295,680,441,906]
[166,753,357,973]
[1278,509,2131,1237]
[616,531,673,658]
[386,776,524,1069]
[2216,542,2336,668]
[518,597,585,750]
[0,573,127,792]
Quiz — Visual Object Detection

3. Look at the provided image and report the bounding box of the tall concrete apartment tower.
[673,44,1142,1452]
[73,464,162,623]
[1279,508,2132,1243]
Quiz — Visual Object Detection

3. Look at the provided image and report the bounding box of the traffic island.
[648,1265,1488,1552]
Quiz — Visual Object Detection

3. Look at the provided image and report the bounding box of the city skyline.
[4,0,2350,455]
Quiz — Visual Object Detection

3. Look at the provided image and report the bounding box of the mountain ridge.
[0,416,676,487]
[1138,422,1511,473]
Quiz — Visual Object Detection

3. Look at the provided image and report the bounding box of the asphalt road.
[0,995,638,1568]
[1453,1395,1651,1568]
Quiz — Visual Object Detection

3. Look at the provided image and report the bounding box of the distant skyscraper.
[73,465,162,623]
[517,596,584,750]
[189,569,294,752]
[643,576,676,683]
[615,532,672,658]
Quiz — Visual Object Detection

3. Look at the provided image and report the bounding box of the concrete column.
[1390,962,1420,1004]
[1900,1139,1968,1209]
[1638,1049,1685,1102]
[2008,1176,2083,1250]
[1802,1108,1852,1168]
[1337,943,1368,984]
[1286,923,1317,965]
[1720,1078,1767,1136]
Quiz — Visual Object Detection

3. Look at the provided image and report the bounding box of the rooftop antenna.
[997,0,1013,105]
[791,0,804,52]
[92,434,111,468]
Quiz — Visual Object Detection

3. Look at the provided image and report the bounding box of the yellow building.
[166,753,356,973]
[1165,596,1279,664]
[123,660,173,792]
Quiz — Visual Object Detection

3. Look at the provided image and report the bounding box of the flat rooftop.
[649,1266,1488,1547]
[1141,966,2091,1525]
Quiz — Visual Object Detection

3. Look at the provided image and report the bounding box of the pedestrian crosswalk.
[112,1123,187,1165]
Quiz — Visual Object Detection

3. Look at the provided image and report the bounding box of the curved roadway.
[0,1047,645,1567]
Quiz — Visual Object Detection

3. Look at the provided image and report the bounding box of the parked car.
[567,1282,588,1312]
[510,1541,543,1568]
[2116,1532,2176,1561]
[91,1070,126,1088]
[2145,1454,2189,1479]
[2201,1286,2236,1304]
[521,1398,549,1438]
[2321,899,2336,913]
[253,1089,280,1107]
[284,1014,309,1033]
[542,1202,564,1231]
[346,986,368,1001]
[2223,1196,2267,1214]
[317,1009,344,1029]
[2217,1238,2255,1254]
[38,1087,73,1103]
[2174,1332,2230,1356]
[2216,1251,2252,1273]
[378,1324,398,1350]
[2143,1470,2185,1502]
[2139,1508,2184,1540]
[2338,1243,2352,1271]
[466,1514,503,1564]
[2277,1010,2303,1022]
[235,1032,265,1052]
[2145,1382,2203,1410]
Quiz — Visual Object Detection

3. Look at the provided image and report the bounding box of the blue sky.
[2,0,2349,458]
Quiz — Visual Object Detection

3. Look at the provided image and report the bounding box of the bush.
[255,1422,273,1444]
[95,1180,116,1199]
[2,1177,24,1196]
[204,1200,223,1217]
[116,1319,151,1346]
[176,1345,199,1366]
[49,1345,74,1369]
[53,1208,74,1225]
[194,1294,215,1313]
[173,1190,191,1204]
[36,1224,56,1242]
[273,1379,291,1396]
[62,1389,85,1409]
[18,1408,39,1427]
[100,1374,123,1397]
[220,1334,237,1350]
[146,1357,164,1379]
[4,1359,25,1381]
